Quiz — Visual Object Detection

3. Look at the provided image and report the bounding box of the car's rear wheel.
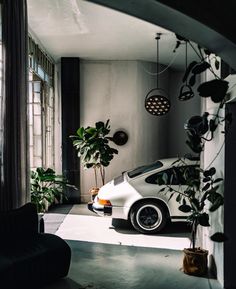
[130,201,167,234]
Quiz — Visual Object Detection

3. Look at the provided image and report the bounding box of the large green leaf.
[198,213,210,227]
[176,194,182,203]
[85,127,97,135]
[209,195,224,212]
[76,127,85,138]
[178,204,192,213]
[105,119,110,129]
[95,121,105,130]
[192,61,211,74]
[202,183,210,191]
[210,232,228,242]
[213,178,223,184]
[182,61,198,83]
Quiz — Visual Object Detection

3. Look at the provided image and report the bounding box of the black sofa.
[0,203,71,289]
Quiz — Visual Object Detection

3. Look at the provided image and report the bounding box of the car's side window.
[145,169,176,185]
[145,166,198,185]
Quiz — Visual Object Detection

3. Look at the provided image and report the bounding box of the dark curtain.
[0,0,29,211]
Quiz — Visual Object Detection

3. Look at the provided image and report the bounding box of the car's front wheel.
[130,201,167,234]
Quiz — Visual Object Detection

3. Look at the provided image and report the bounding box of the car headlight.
[98,197,112,206]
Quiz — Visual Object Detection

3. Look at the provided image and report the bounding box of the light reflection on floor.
[56,213,191,250]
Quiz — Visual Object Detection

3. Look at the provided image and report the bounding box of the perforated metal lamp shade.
[145,88,171,116]
[145,33,171,116]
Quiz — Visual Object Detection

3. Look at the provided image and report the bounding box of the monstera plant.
[70,120,118,199]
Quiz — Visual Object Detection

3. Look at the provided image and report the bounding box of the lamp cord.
[185,41,188,85]
[156,33,160,88]
[140,47,179,76]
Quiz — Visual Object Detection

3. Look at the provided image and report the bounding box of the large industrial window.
[28,36,55,170]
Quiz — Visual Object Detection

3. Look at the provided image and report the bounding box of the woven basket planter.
[183,248,208,276]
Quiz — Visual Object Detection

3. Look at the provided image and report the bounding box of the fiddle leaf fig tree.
[70,119,118,188]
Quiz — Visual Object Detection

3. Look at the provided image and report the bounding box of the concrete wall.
[80,60,170,202]
[200,99,224,284]
[198,69,224,285]
[167,70,201,157]
[79,60,201,202]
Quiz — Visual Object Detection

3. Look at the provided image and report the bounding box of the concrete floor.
[41,204,223,289]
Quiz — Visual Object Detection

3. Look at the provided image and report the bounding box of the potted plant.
[158,157,224,276]
[169,35,230,276]
[30,167,73,213]
[70,119,118,200]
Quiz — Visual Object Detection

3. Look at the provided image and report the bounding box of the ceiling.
[27,0,198,69]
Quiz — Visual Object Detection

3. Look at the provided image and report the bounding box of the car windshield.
[127,161,163,178]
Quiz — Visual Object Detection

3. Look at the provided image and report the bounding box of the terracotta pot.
[183,248,208,276]
[89,187,100,201]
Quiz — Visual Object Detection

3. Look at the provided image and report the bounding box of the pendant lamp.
[178,40,194,101]
[145,33,171,116]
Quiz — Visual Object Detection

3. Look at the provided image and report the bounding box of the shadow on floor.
[42,277,98,289]
[112,219,191,238]
[47,204,73,215]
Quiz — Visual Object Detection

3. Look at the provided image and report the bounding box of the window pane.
[28,46,55,171]
[34,115,42,136]
[33,103,41,115]
[34,156,42,168]
[34,136,42,157]
[128,161,163,178]
[145,166,199,185]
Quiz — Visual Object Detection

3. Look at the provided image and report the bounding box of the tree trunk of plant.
[191,220,198,250]
[93,166,98,188]
[100,165,105,185]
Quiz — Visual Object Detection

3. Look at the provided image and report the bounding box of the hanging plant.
[171,35,231,275]
[174,34,232,154]
[197,79,229,103]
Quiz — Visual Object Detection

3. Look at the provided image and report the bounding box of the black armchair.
[0,203,71,289]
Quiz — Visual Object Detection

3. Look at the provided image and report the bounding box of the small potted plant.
[158,157,224,276]
[30,167,74,213]
[70,119,118,200]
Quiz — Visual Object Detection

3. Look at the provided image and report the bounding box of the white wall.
[201,101,224,285]
[198,68,224,285]
[167,70,201,157]
[80,60,170,202]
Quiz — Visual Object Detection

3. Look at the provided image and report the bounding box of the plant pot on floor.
[183,248,208,276]
[89,187,100,201]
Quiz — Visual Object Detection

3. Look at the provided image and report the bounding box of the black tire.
[112,218,132,229]
[130,201,167,234]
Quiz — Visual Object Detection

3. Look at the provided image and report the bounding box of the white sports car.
[90,157,199,234]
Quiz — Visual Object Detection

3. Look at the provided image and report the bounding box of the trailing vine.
[174,34,232,155]
[157,35,231,245]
